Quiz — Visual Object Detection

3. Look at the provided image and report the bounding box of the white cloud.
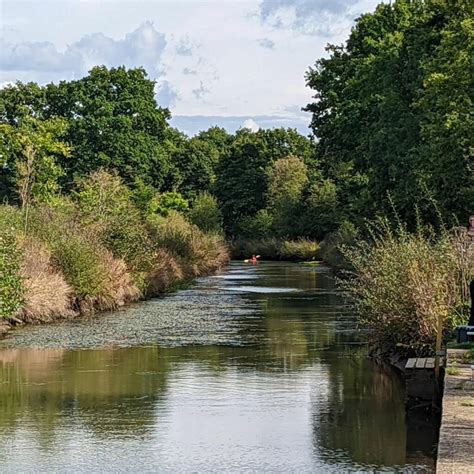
[0,22,167,81]
[242,118,260,132]
[175,37,195,56]
[0,39,81,72]
[257,38,275,49]
[70,21,166,74]
[259,0,380,36]
[156,80,180,108]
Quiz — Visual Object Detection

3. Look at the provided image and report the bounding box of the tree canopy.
[1,0,472,243]
[305,0,473,228]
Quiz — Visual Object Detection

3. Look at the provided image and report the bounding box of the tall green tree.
[418,3,474,220]
[44,66,172,190]
[305,0,473,227]
[215,128,315,234]
[266,155,308,237]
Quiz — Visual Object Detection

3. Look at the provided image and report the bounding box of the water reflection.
[0,262,435,472]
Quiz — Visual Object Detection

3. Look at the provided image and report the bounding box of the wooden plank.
[405,358,416,369]
[416,358,427,369]
[425,358,435,369]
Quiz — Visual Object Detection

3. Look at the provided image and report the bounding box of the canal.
[0,262,436,471]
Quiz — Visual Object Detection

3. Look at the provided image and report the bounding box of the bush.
[319,220,359,269]
[17,237,75,322]
[232,238,281,260]
[342,220,473,356]
[156,192,189,217]
[188,192,223,234]
[0,229,25,320]
[0,172,229,323]
[279,239,320,261]
[149,212,229,277]
[29,202,140,312]
[236,210,274,239]
[73,170,155,288]
[146,249,184,295]
[0,205,23,232]
[232,238,319,261]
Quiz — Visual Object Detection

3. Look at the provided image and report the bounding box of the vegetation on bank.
[232,238,319,262]
[0,171,229,324]
[341,220,473,357]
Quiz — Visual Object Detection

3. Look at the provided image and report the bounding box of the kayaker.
[251,255,258,264]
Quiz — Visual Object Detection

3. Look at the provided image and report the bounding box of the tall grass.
[150,212,229,277]
[342,219,473,356]
[0,228,24,320]
[232,238,320,261]
[0,170,230,325]
[279,239,319,261]
[73,170,155,290]
[17,237,75,322]
[146,249,183,295]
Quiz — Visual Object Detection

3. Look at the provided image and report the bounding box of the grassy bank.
[231,238,320,261]
[341,220,473,357]
[0,171,229,332]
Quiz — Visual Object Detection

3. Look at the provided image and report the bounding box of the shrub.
[149,212,229,277]
[131,177,160,217]
[236,210,274,239]
[150,212,195,261]
[232,238,319,261]
[29,202,140,312]
[279,239,320,261]
[73,170,155,288]
[188,192,223,234]
[342,220,473,356]
[98,250,141,309]
[156,192,189,217]
[0,205,22,232]
[0,229,25,320]
[319,220,359,269]
[17,237,75,322]
[231,238,281,260]
[146,249,184,295]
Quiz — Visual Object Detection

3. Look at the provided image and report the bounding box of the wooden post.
[435,312,443,381]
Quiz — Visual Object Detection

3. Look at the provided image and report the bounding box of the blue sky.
[1,0,380,136]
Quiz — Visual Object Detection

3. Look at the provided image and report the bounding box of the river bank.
[0,172,229,336]
[437,348,474,473]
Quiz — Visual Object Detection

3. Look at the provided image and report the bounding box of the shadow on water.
[0,262,437,472]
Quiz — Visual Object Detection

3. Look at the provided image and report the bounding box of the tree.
[156,192,189,217]
[215,128,315,234]
[44,66,172,190]
[418,4,474,221]
[305,1,473,227]
[300,179,339,240]
[188,192,223,234]
[0,114,71,231]
[266,155,309,237]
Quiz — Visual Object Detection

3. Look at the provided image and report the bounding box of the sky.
[0,0,380,136]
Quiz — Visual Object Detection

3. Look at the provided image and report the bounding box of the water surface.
[0,262,436,472]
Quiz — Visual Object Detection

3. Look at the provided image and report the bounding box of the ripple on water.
[222,286,301,294]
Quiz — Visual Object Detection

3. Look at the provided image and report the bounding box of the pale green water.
[0,262,436,472]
